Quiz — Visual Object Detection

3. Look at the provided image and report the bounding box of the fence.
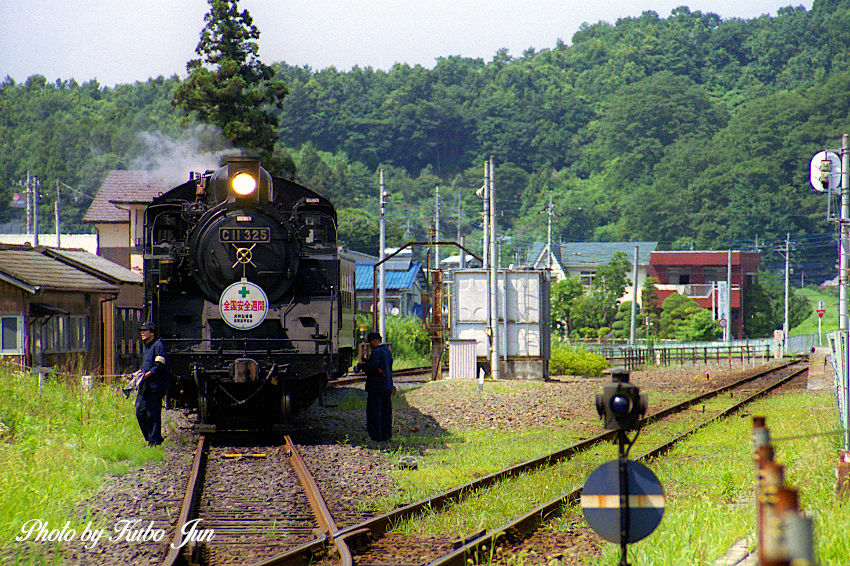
[587,342,773,370]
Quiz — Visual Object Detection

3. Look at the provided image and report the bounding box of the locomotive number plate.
[219,227,270,243]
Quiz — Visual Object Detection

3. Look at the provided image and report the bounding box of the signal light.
[610,394,631,415]
[595,368,647,431]
[819,159,831,187]
[231,172,257,197]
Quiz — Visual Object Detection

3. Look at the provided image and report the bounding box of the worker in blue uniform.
[133,321,169,446]
[358,332,394,442]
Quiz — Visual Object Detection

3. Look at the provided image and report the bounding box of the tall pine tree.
[173,0,291,172]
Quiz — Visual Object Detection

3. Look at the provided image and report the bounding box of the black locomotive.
[143,155,355,424]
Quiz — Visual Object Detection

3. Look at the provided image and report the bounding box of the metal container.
[448,339,477,379]
[450,268,550,380]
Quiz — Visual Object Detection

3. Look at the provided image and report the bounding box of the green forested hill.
[2,0,850,278]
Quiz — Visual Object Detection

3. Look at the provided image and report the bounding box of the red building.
[649,251,761,339]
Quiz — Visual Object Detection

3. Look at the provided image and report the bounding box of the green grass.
[368,382,846,565]
[791,286,837,337]
[0,365,165,561]
[588,391,848,565]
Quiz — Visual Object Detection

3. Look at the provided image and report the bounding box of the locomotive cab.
[143,156,355,427]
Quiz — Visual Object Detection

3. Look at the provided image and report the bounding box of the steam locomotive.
[143,155,355,425]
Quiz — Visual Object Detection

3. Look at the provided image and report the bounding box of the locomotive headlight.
[231,172,257,197]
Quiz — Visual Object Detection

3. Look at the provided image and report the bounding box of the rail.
[430,362,807,565]
[329,360,802,563]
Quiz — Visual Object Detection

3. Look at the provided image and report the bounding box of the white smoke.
[130,125,235,186]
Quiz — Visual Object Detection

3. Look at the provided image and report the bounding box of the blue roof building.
[354,255,428,317]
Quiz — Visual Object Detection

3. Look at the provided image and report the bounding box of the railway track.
[161,435,343,566]
[163,358,807,565]
[333,358,808,565]
[328,365,440,387]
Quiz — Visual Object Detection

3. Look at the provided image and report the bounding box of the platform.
[807,347,835,390]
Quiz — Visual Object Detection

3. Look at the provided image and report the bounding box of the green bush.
[355,313,430,366]
[549,342,609,376]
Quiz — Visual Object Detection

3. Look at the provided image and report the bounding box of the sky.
[1,0,814,87]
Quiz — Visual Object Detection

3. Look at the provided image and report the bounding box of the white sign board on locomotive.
[218,279,269,330]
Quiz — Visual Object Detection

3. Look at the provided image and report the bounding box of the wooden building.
[42,248,144,375]
[83,170,167,271]
[0,244,121,374]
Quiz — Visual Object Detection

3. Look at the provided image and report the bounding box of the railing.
[588,343,772,370]
[655,283,740,299]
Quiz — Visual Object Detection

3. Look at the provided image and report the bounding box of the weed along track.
[328,359,809,565]
[162,434,342,566]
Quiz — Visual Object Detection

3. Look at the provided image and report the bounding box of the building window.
[43,315,88,353]
[0,316,23,354]
[580,271,595,286]
[667,268,691,285]
[69,316,88,351]
[704,267,727,283]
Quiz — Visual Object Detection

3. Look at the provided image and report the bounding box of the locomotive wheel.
[198,394,211,424]
[280,394,292,422]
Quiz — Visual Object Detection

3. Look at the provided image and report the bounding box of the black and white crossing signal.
[595,368,647,431]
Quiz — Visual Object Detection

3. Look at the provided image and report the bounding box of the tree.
[744,276,810,338]
[641,277,662,338]
[550,277,583,338]
[173,0,288,159]
[658,293,722,341]
[611,300,642,339]
[589,251,632,327]
[678,309,723,342]
[568,252,632,336]
[658,293,702,339]
[336,207,404,255]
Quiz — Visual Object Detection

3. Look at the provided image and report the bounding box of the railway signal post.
[584,368,661,566]
[811,134,850,451]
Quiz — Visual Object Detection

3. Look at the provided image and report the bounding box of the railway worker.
[133,321,169,446]
[358,332,394,442]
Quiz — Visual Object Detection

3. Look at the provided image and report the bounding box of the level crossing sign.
[581,459,665,544]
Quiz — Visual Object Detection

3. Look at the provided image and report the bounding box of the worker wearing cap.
[357,332,394,442]
[133,321,169,446]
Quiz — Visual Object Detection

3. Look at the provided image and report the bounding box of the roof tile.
[83,170,168,223]
[0,245,118,293]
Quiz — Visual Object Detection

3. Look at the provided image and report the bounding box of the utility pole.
[457,187,464,268]
[32,176,40,247]
[435,186,440,268]
[726,249,732,342]
[842,133,850,452]
[842,134,850,332]
[25,171,32,234]
[630,245,639,344]
[55,181,61,248]
[379,169,387,342]
[784,234,790,351]
[482,163,490,269]
[545,188,554,270]
[489,155,500,380]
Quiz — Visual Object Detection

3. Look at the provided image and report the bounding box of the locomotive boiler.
[143,155,355,425]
